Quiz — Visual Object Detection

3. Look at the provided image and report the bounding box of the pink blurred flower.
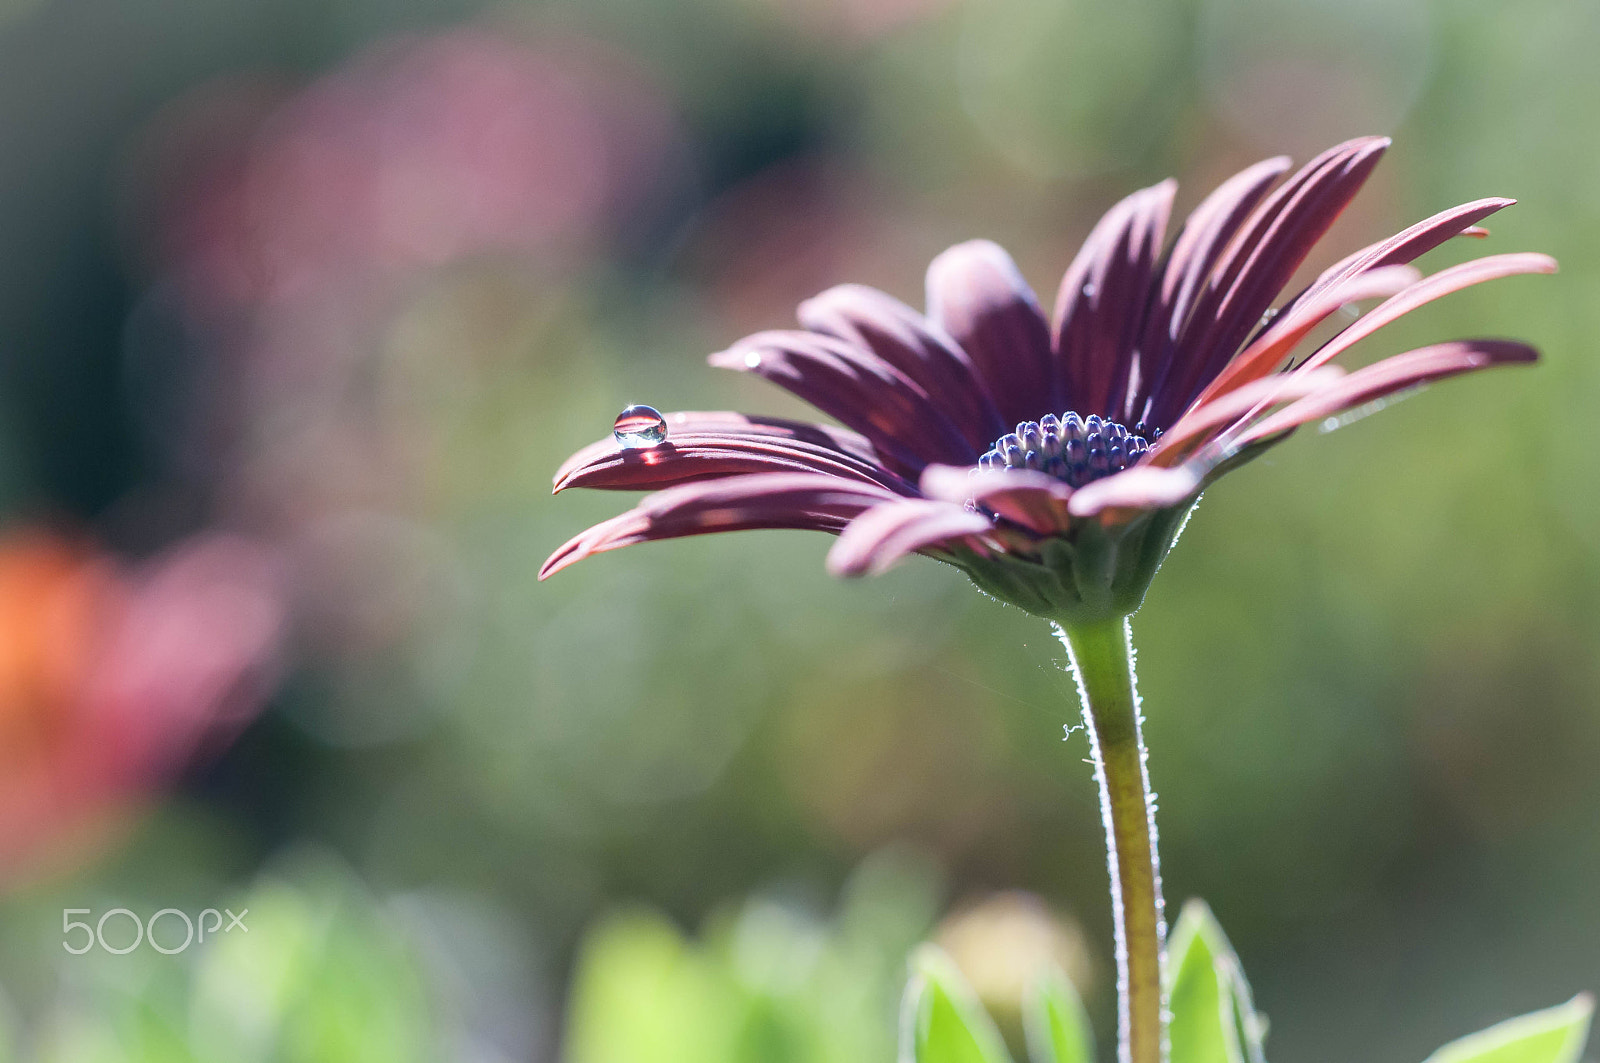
[119,26,686,693]
[0,530,282,885]
[136,26,683,312]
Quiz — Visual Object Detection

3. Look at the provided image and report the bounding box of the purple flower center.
[978,413,1152,489]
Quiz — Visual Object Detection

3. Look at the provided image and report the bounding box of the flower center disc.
[979,413,1151,488]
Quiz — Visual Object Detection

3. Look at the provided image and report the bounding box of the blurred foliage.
[0,0,1596,1058]
[566,849,940,1063]
[899,904,1592,1063]
[1,853,442,1062]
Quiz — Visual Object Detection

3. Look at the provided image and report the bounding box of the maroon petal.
[1153,157,1293,339]
[798,284,1008,450]
[1148,365,1345,464]
[1184,264,1419,412]
[540,473,902,579]
[1051,180,1177,419]
[554,437,910,494]
[1287,252,1559,375]
[826,499,996,577]
[1150,136,1391,427]
[1234,339,1538,446]
[553,411,914,494]
[1133,155,1291,424]
[1291,197,1516,309]
[710,331,978,477]
[1066,464,1204,519]
[648,410,883,462]
[920,464,1073,535]
[926,240,1055,428]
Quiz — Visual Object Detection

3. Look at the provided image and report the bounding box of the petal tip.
[537,550,571,581]
[926,238,1022,286]
[1065,465,1202,519]
[824,537,876,578]
[942,236,1004,256]
[823,553,863,578]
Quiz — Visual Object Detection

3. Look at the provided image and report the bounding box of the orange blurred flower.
[0,529,282,885]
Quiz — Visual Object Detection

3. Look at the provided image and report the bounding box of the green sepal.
[954,497,1199,625]
[1166,900,1268,1063]
[1422,995,1593,1063]
[899,945,1015,1063]
[1022,966,1094,1063]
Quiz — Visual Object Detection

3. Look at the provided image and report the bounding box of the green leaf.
[565,908,745,1063]
[1422,995,1593,1063]
[1220,943,1268,1063]
[1022,966,1094,1063]
[1165,900,1267,1063]
[900,945,1015,1063]
[190,861,434,1063]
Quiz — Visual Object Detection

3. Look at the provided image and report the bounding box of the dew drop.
[613,404,668,448]
[1259,307,1280,328]
[743,350,762,369]
[1082,281,1098,298]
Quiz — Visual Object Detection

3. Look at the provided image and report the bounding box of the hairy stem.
[1058,617,1166,1063]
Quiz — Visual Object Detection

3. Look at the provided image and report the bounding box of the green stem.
[1058,617,1166,1063]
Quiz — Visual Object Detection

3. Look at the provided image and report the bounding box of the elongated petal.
[920,464,1074,534]
[1197,138,1391,352]
[646,410,884,462]
[1293,197,1515,309]
[1151,136,1390,427]
[1234,339,1538,445]
[553,412,912,494]
[798,284,1007,449]
[1288,252,1558,375]
[1133,155,1291,424]
[1052,180,1176,418]
[826,499,995,577]
[1185,264,1420,412]
[711,331,977,476]
[1149,365,1346,463]
[1155,157,1293,338]
[1066,464,1204,519]
[540,473,901,579]
[926,240,1055,427]
[554,436,913,493]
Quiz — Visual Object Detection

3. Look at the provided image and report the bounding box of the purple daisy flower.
[543,137,1553,624]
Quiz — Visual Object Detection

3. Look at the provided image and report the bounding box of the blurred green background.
[0,0,1596,1059]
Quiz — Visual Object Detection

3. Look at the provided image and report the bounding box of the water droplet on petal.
[743,351,762,369]
[614,404,668,448]
[1259,307,1280,328]
[1082,281,1098,298]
